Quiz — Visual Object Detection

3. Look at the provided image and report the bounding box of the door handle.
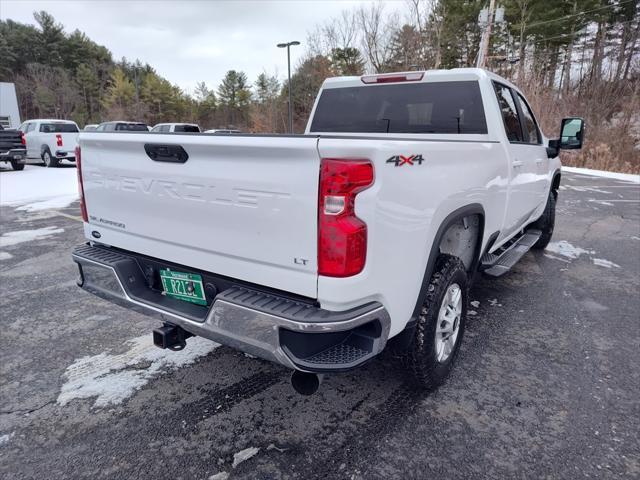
[512,160,524,168]
[535,158,545,165]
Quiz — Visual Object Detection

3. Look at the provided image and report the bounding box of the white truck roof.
[24,119,78,124]
[320,68,525,97]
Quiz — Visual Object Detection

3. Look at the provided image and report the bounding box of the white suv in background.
[18,119,80,167]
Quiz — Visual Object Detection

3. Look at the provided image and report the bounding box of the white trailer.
[0,83,21,129]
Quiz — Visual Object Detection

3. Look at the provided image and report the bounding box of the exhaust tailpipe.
[291,371,323,396]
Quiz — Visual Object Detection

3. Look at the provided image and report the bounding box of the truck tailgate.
[80,133,320,298]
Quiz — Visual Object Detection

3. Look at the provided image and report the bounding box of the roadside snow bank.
[0,165,78,209]
[57,334,218,408]
[562,166,640,184]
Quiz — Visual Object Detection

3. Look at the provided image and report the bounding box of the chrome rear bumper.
[72,244,390,372]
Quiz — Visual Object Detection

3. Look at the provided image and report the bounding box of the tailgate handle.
[144,144,188,163]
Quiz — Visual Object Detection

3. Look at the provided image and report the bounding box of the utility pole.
[277,41,300,133]
[476,0,497,69]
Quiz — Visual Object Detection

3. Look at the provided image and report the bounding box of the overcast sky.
[1,0,402,94]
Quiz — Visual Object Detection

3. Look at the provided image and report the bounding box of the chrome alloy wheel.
[435,283,462,363]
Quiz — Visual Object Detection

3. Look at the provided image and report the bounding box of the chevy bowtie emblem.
[386,154,425,167]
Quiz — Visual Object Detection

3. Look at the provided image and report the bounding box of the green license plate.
[160,269,207,306]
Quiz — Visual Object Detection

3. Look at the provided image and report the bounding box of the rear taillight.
[361,72,424,84]
[56,134,63,147]
[76,146,88,222]
[21,132,26,145]
[318,158,374,277]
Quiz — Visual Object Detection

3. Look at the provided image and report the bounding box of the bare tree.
[356,2,397,73]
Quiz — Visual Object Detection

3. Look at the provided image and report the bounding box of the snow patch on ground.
[57,335,218,408]
[565,185,612,194]
[562,166,640,184]
[592,258,620,268]
[0,165,78,209]
[232,447,260,468]
[546,241,621,269]
[0,251,12,260]
[15,194,79,212]
[544,253,571,263]
[470,300,480,308]
[588,198,614,206]
[0,226,64,247]
[545,241,594,260]
[208,473,229,480]
[0,432,14,445]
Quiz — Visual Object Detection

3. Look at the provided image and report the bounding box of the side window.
[161,125,170,132]
[516,93,541,144]
[493,82,523,142]
[151,125,160,132]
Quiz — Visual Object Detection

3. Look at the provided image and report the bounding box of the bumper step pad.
[304,343,369,365]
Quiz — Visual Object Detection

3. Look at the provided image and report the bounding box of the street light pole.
[277,41,300,134]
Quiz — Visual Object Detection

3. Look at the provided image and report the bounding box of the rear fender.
[412,204,484,322]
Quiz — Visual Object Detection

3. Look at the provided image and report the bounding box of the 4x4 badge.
[386,154,424,167]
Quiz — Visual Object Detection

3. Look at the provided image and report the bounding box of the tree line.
[1,2,638,171]
[0,11,285,130]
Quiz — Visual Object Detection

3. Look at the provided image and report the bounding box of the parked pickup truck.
[0,125,26,170]
[18,119,80,167]
[72,69,584,395]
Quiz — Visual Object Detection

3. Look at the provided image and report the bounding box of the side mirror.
[547,117,584,158]
[559,117,584,150]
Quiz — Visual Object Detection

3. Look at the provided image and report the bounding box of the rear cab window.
[39,123,79,133]
[309,81,487,134]
[174,125,200,133]
[116,123,148,131]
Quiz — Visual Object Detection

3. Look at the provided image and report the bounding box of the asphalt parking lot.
[0,167,639,480]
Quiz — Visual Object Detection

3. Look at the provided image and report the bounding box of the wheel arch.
[411,204,485,323]
[388,203,485,352]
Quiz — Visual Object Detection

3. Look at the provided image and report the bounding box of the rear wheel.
[403,254,468,391]
[10,160,25,171]
[529,190,556,250]
[42,149,59,168]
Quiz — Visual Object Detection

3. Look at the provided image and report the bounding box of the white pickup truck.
[18,119,80,167]
[72,69,584,395]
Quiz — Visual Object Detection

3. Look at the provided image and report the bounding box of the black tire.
[402,254,468,391]
[529,190,556,250]
[10,160,25,171]
[42,148,59,168]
